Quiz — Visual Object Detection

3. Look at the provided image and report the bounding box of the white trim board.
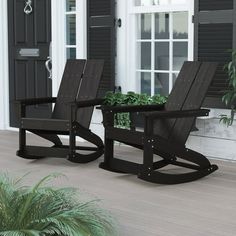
[51,0,66,96]
[0,0,9,130]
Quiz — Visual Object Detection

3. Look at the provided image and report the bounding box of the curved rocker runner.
[15,59,104,163]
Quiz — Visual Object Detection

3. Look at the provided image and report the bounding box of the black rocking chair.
[16,59,105,163]
[100,61,219,184]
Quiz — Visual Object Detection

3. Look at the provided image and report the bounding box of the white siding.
[187,111,236,161]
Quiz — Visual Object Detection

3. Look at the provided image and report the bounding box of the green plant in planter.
[104,91,167,128]
[220,50,236,126]
[0,173,116,236]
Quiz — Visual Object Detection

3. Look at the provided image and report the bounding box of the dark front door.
[8,0,52,127]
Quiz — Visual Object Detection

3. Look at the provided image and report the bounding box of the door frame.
[0,0,9,130]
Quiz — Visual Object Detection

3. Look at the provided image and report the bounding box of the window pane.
[135,0,169,6]
[137,14,151,39]
[171,0,186,4]
[137,42,151,70]
[141,72,151,95]
[67,48,76,59]
[173,12,188,39]
[66,15,76,45]
[134,0,186,6]
[155,73,169,95]
[66,0,76,11]
[155,42,169,70]
[155,13,169,39]
[173,42,188,71]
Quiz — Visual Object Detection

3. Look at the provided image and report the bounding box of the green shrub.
[220,50,236,126]
[104,91,167,128]
[0,173,116,236]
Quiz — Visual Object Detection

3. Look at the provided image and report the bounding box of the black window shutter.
[87,0,116,97]
[194,0,235,108]
[199,0,233,11]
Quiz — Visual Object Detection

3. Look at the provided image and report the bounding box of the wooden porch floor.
[0,131,236,236]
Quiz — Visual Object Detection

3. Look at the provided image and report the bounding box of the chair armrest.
[145,109,210,120]
[13,97,57,106]
[99,104,165,113]
[71,98,105,108]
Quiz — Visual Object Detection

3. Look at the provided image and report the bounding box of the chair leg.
[16,128,47,159]
[17,128,26,156]
[68,123,104,163]
[17,128,28,158]
[100,138,116,171]
[139,137,155,177]
[99,137,135,174]
[68,128,76,160]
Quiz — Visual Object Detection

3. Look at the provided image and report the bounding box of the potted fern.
[0,173,116,236]
[220,50,236,126]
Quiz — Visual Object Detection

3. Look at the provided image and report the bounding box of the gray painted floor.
[0,131,236,236]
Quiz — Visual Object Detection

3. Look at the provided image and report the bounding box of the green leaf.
[221,49,236,126]
[103,91,167,129]
[219,115,233,127]
[0,173,117,236]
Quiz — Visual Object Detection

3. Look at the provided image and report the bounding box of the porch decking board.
[0,131,236,236]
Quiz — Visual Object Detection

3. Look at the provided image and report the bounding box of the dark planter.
[130,112,198,132]
[130,112,144,129]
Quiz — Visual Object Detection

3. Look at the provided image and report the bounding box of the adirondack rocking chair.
[100,61,219,184]
[16,59,105,163]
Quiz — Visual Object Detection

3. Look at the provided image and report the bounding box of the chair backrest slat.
[52,59,104,128]
[52,60,86,120]
[153,61,217,145]
[169,62,218,144]
[153,61,201,140]
[76,60,104,128]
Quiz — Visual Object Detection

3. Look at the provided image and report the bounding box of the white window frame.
[118,0,194,94]
[65,7,77,59]
[51,0,87,96]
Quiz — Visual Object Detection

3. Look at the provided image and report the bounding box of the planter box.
[130,112,144,129]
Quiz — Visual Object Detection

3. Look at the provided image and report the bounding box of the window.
[134,0,187,6]
[131,0,193,96]
[65,0,76,59]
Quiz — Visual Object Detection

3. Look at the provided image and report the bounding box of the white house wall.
[187,110,236,161]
